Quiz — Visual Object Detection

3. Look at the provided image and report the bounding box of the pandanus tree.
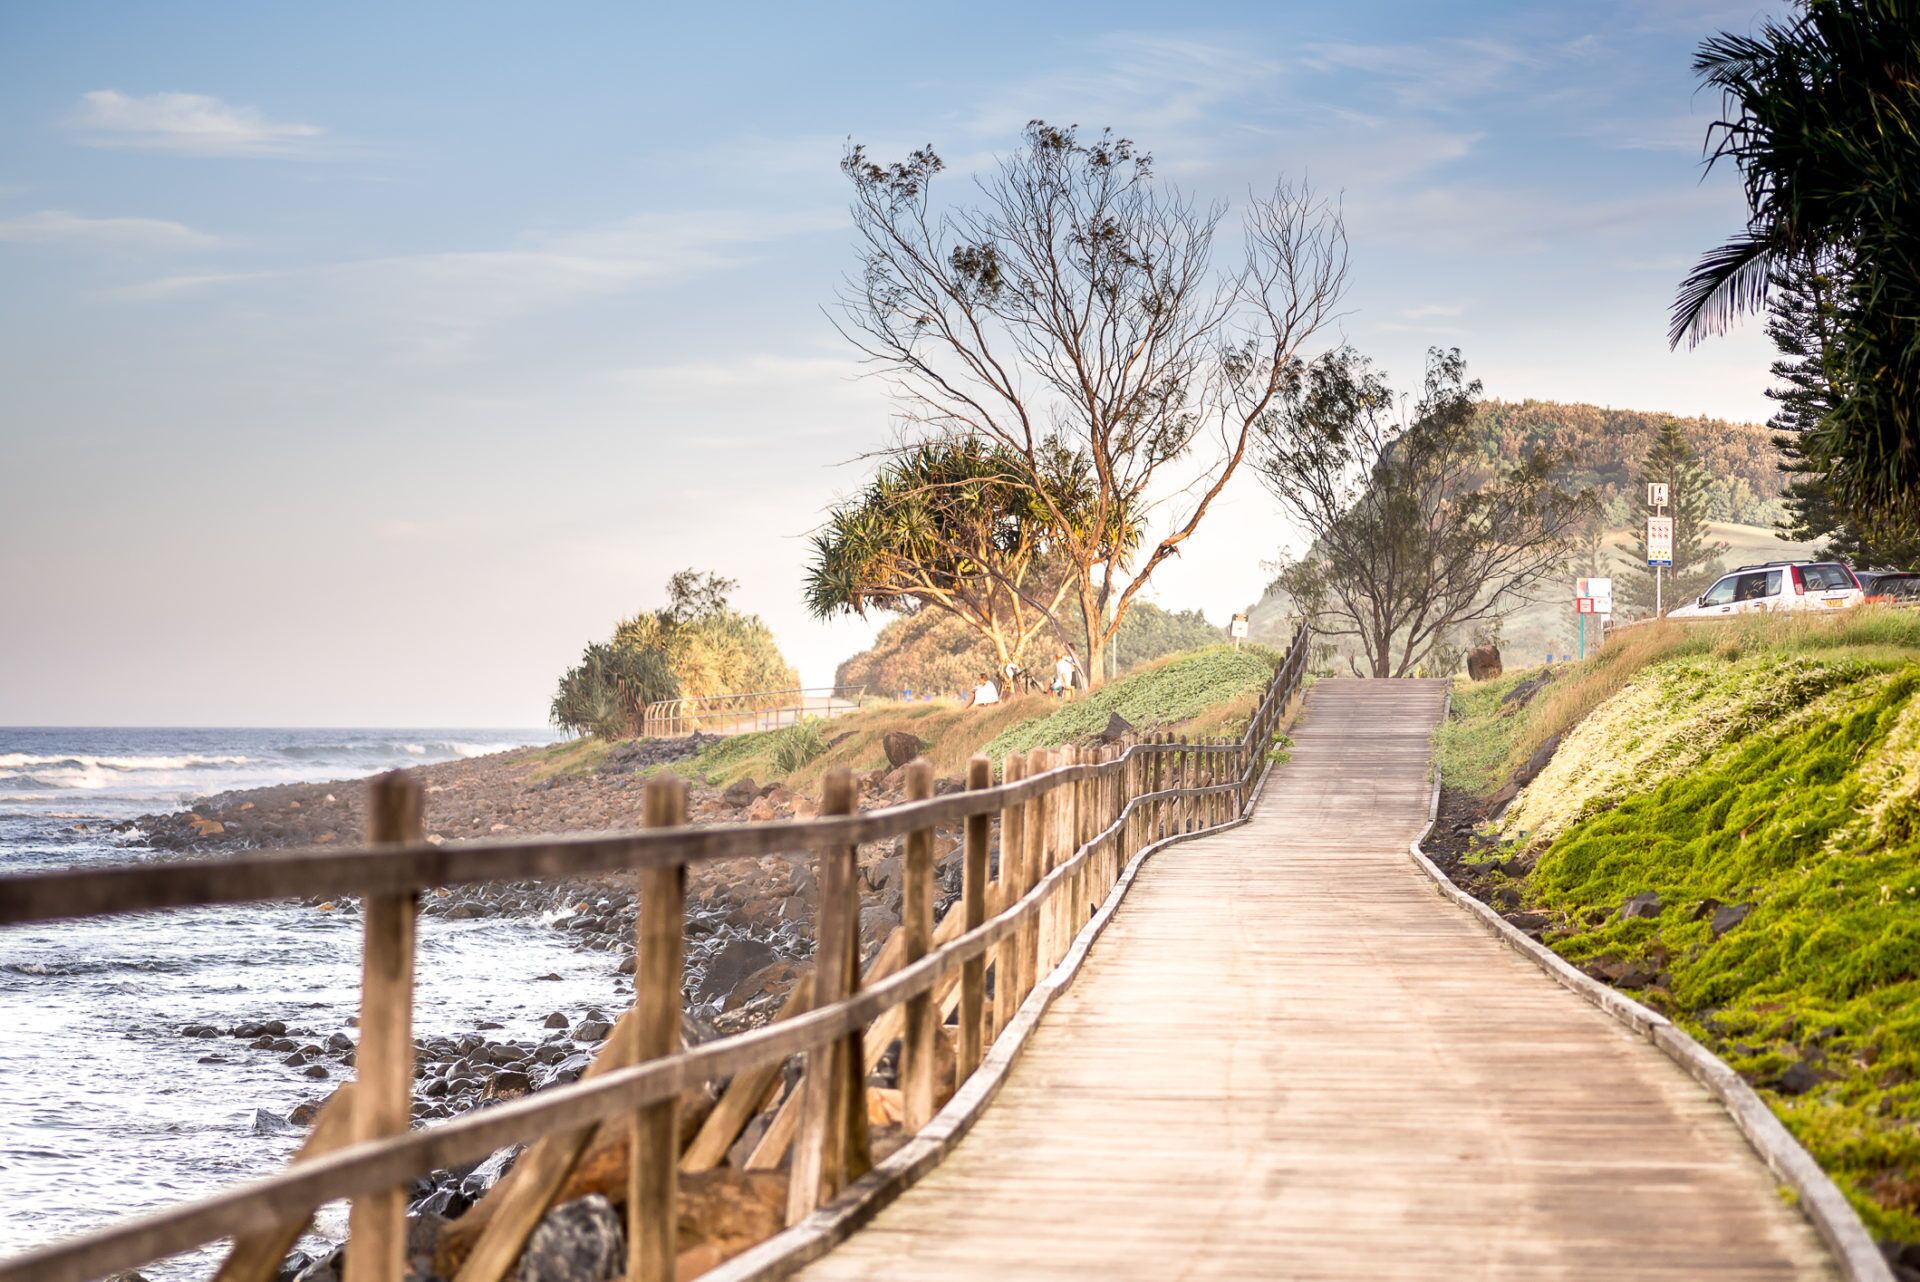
[804,438,1135,676]
[549,641,679,740]
[1673,1,1920,519]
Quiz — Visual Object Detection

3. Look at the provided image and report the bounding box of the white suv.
[1666,561,1865,619]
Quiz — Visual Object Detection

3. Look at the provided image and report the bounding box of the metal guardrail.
[641,686,867,738]
[0,625,1309,1282]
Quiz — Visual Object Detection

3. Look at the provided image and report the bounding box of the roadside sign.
[1229,613,1249,640]
[1648,483,1669,507]
[1577,577,1614,614]
[1575,597,1598,615]
[1647,516,1674,566]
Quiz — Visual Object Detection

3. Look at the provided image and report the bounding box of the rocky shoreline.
[132,734,972,1281]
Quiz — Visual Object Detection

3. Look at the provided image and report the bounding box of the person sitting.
[1051,652,1078,699]
[968,672,1001,707]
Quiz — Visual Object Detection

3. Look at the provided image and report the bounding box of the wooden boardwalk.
[796,679,1837,1280]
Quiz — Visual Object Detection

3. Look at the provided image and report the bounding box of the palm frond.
[1669,231,1775,349]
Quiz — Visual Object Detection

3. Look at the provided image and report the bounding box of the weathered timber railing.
[641,686,866,738]
[0,627,1308,1282]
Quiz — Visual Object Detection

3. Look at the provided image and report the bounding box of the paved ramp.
[796,679,1836,1279]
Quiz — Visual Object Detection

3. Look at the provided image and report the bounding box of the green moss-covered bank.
[1438,613,1920,1242]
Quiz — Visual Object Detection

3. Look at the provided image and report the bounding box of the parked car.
[1857,570,1920,604]
[1666,561,1865,619]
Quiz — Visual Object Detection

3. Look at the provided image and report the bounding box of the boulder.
[695,938,778,1005]
[1465,644,1503,681]
[514,1195,624,1282]
[722,777,759,808]
[1618,891,1663,920]
[882,731,923,768]
[1710,902,1753,938]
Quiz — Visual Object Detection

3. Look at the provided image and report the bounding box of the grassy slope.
[645,644,1281,792]
[1438,610,1920,1241]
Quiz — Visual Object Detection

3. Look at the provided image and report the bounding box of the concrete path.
[795,678,1836,1279]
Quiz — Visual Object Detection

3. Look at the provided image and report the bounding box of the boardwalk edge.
[1408,706,1893,1282]
[702,762,1279,1282]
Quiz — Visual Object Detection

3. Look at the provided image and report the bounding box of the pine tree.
[1622,419,1728,616]
[1772,253,1920,567]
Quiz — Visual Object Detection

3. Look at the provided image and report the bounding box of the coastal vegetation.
[550,570,797,739]
[1437,610,1920,1240]
[640,644,1280,793]
[1676,0,1920,551]
[835,599,1226,700]
[1253,346,1592,678]
[833,121,1347,684]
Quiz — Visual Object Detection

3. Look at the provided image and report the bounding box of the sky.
[0,0,1790,727]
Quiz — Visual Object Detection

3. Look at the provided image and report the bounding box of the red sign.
[1575,597,1597,614]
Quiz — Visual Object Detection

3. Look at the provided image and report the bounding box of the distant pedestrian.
[1051,652,1078,699]
[968,672,1001,708]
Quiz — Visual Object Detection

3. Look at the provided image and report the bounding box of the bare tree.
[1254,347,1591,678]
[837,121,1347,685]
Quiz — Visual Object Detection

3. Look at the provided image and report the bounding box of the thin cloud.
[1400,302,1468,319]
[0,209,222,249]
[68,90,324,158]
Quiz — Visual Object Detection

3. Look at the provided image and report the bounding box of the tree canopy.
[836,120,1347,683]
[1254,347,1591,678]
[1674,1,1920,520]
[550,570,798,739]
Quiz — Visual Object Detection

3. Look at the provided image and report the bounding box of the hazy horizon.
[1,0,1791,726]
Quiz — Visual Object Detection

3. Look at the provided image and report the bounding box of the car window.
[1701,577,1736,606]
[1893,577,1920,599]
[1803,564,1855,590]
[1735,571,1775,601]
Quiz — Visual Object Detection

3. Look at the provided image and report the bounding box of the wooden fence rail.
[641,686,867,739]
[0,626,1308,1282]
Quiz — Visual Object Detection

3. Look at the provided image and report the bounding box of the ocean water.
[0,727,626,1278]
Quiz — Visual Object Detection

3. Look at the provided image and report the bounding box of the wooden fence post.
[957,756,991,1080]
[347,772,422,1282]
[901,761,937,1132]
[1021,748,1050,1002]
[787,769,866,1225]
[993,753,1027,1040]
[629,777,687,1282]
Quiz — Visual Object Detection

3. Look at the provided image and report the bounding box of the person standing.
[1052,652,1078,699]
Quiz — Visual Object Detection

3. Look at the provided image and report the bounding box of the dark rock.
[515,1193,624,1282]
[475,1020,505,1031]
[488,1069,533,1098]
[181,1024,221,1038]
[535,972,564,982]
[486,1043,526,1065]
[1498,669,1554,712]
[543,1011,571,1029]
[1770,1060,1830,1096]
[882,731,923,768]
[249,1108,298,1136]
[1465,644,1503,681]
[573,1019,613,1042]
[460,1144,522,1199]
[1710,902,1753,938]
[1491,886,1522,910]
[1618,891,1663,920]
[1098,711,1136,744]
[288,1099,323,1126]
[722,777,759,807]
[538,1052,593,1089]
[325,1032,353,1053]
[694,937,778,1005]
[302,1064,330,1079]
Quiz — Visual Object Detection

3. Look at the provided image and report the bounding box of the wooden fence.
[0,626,1308,1282]
[641,687,866,739]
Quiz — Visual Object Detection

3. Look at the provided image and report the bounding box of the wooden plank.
[213,1086,357,1282]
[629,777,687,1282]
[680,971,813,1172]
[900,761,937,1133]
[346,771,421,1282]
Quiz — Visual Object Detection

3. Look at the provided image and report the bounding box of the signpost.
[1647,484,1673,617]
[1573,576,1613,659]
[1230,612,1249,649]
